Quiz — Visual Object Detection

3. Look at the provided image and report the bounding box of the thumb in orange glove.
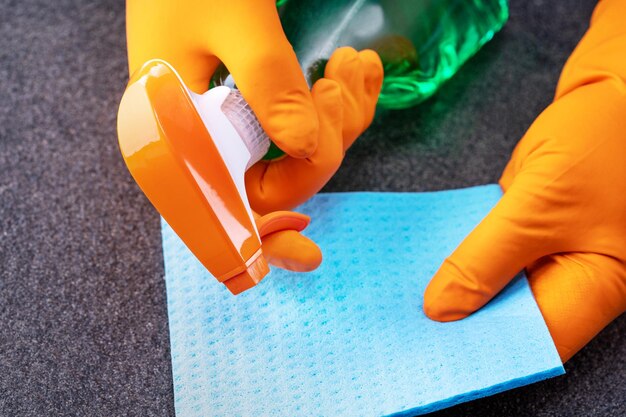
[424,0,626,362]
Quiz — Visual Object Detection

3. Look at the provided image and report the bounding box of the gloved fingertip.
[423,286,471,322]
[325,46,362,79]
[359,49,385,94]
[267,100,319,158]
[359,49,384,73]
[423,260,485,322]
[264,232,323,272]
[292,241,323,272]
[311,78,342,100]
[332,46,361,62]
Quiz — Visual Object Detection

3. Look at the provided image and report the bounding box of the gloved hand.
[424,0,626,362]
[246,47,384,214]
[126,1,383,272]
[127,0,319,158]
[251,49,382,270]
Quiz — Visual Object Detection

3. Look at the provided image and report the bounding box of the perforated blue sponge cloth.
[162,185,564,417]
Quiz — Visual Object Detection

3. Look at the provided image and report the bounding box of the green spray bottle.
[212,0,508,157]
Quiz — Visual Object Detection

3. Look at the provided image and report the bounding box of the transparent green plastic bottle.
[279,0,508,109]
[212,0,508,158]
[214,0,508,109]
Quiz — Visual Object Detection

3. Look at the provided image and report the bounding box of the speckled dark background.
[0,0,624,416]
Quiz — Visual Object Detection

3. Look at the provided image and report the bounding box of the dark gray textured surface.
[0,0,623,416]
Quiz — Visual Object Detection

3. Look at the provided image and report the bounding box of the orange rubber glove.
[245,47,384,214]
[126,1,382,272]
[424,0,626,362]
[127,0,318,158]
[251,50,381,270]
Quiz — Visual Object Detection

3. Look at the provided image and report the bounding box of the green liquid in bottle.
[279,0,509,109]
[212,0,508,157]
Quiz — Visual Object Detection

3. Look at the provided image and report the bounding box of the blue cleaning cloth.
[162,185,564,417]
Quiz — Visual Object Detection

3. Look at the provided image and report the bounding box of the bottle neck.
[220,90,271,170]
